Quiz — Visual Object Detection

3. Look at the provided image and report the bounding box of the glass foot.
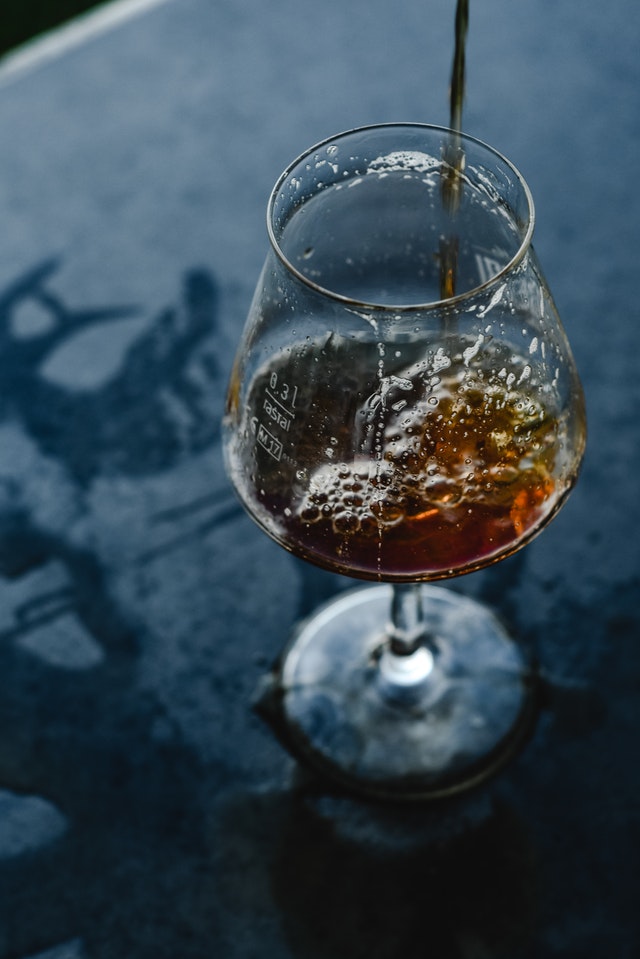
[256,585,538,801]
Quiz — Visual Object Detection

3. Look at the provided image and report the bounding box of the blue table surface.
[0,0,638,957]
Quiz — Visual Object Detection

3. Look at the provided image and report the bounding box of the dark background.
[0,1,638,957]
[1,1,101,58]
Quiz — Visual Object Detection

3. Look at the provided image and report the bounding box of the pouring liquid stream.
[439,0,469,300]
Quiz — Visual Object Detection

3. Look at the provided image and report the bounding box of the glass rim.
[266,122,536,313]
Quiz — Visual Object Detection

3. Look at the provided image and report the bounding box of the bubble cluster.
[297,459,399,537]
[295,359,556,542]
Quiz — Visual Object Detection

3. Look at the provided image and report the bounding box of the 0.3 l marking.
[269,371,298,410]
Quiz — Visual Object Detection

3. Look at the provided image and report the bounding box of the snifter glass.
[223,124,586,800]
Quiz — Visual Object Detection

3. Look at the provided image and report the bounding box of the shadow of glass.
[215,781,538,959]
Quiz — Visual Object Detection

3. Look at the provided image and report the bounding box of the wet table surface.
[0,0,638,956]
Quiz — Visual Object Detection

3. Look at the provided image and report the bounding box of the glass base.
[255,584,538,801]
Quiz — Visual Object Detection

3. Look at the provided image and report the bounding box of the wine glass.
[223,123,586,801]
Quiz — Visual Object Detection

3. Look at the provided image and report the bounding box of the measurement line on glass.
[251,372,301,461]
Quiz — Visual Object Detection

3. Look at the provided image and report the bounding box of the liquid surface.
[226,336,581,581]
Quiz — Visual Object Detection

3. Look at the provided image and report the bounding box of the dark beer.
[227,335,578,581]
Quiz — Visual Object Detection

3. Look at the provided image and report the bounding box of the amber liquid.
[228,337,575,582]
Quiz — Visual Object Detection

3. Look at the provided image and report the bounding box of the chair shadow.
[0,258,232,958]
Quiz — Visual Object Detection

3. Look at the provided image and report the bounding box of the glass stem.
[389,583,430,657]
[379,584,435,692]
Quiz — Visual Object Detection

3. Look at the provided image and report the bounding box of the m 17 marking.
[257,423,283,461]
